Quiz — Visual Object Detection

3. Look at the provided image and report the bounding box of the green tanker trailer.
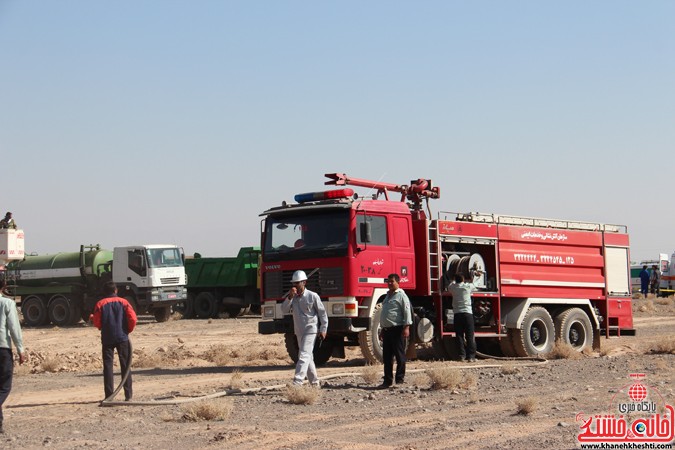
[6,244,187,326]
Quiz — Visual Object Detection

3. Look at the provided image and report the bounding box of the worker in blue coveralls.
[639,265,650,297]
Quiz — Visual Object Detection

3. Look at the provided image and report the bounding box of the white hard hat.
[291,270,308,282]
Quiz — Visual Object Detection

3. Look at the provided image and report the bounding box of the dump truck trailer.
[176,246,260,319]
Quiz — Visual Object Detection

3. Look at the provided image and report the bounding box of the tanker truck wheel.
[554,308,593,351]
[512,306,555,357]
[48,295,73,327]
[283,332,333,367]
[153,306,172,323]
[358,303,384,364]
[498,330,519,357]
[22,295,49,327]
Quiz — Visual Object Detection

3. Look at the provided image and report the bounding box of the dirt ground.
[3,296,675,450]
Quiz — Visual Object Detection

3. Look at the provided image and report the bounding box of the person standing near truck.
[379,273,413,388]
[281,270,327,387]
[0,212,16,229]
[650,264,661,296]
[448,273,479,362]
[639,265,650,297]
[0,277,27,434]
[91,281,137,401]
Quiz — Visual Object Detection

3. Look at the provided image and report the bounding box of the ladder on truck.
[428,221,442,294]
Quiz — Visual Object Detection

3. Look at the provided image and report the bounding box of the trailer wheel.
[48,295,72,327]
[22,295,49,327]
[153,306,172,323]
[194,292,217,319]
[358,303,384,364]
[173,293,194,319]
[554,308,593,351]
[283,332,333,367]
[513,306,555,357]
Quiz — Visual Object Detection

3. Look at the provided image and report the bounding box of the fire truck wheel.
[154,306,172,323]
[173,293,194,319]
[499,330,518,357]
[48,295,72,327]
[194,292,217,319]
[431,335,460,360]
[22,295,49,327]
[513,306,555,357]
[554,308,593,351]
[358,303,384,364]
[283,333,333,367]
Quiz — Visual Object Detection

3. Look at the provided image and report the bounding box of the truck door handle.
[127,277,131,281]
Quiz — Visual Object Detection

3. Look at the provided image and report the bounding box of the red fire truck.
[258,173,635,365]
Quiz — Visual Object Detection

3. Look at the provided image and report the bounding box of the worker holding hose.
[91,281,137,402]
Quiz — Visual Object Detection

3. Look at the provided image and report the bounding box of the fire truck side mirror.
[359,222,372,243]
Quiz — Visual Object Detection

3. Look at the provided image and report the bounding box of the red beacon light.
[295,188,354,203]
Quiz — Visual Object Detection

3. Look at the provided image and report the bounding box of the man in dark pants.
[448,274,478,361]
[639,265,650,297]
[378,273,413,388]
[91,281,137,401]
[0,278,27,433]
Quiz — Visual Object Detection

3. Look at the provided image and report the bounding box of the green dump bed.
[185,247,260,289]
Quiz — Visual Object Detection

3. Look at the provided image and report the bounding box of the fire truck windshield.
[264,210,349,261]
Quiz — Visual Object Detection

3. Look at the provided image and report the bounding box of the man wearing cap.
[281,270,328,387]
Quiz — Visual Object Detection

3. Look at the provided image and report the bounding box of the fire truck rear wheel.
[22,295,49,327]
[431,335,460,360]
[283,333,332,367]
[554,307,593,351]
[358,303,384,364]
[194,292,217,319]
[48,295,72,327]
[513,306,555,357]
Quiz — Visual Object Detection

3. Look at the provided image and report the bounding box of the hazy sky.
[1,1,673,262]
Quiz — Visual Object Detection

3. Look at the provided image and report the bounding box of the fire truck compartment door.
[604,247,630,296]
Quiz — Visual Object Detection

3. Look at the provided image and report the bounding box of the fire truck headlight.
[332,303,345,315]
[262,305,275,319]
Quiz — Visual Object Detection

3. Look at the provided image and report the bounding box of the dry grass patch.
[39,357,61,373]
[546,341,583,360]
[460,372,478,390]
[407,372,430,388]
[648,336,675,355]
[181,399,233,422]
[655,297,673,306]
[202,344,232,366]
[228,369,244,389]
[427,367,462,390]
[638,299,656,313]
[285,384,321,405]
[360,364,382,384]
[516,396,538,415]
[501,364,519,375]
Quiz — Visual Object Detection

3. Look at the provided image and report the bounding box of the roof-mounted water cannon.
[324,173,440,210]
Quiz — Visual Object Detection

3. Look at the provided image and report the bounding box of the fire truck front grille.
[160,277,180,285]
[264,267,344,299]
